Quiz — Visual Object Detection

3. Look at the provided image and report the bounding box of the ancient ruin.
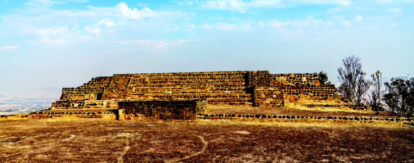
[0,70,412,126]
[51,71,339,108]
[39,71,342,119]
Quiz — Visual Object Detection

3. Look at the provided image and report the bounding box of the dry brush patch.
[0,120,413,162]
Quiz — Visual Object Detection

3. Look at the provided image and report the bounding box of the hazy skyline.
[1,0,413,98]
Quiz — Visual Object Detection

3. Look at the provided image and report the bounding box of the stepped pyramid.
[51,70,339,110]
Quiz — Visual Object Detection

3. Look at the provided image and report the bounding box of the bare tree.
[337,55,370,104]
[369,70,385,111]
[355,72,370,105]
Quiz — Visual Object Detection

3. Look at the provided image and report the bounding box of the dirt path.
[165,135,208,163]
[117,140,130,163]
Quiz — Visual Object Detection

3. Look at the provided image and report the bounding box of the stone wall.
[253,87,284,107]
[52,77,112,109]
[50,70,344,110]
[119,71,252,105]
[118,100,207,119]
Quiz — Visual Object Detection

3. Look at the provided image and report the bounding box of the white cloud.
[119,39,187,51]
[97,18,115,28]
[265,18,334,29]
[0,46,18,50]
[217,23,251,31]
[270,22,283,28]
[326,8,343,14]
[71,0,89,2]
[35,27,67,36]
[290,18,325,27]
[42,36,69,44]
[200,23,212,30]
[199,22,252,31]
[187,24,197,29]
[258,21,265,27]
[25,26,92,44]
[342,20,351,27]
[356,15,363,22]
[116,2,158,19]
[292,0,351,6]
[200,0,248,13]
[83,18,115,35]
[197,17,340,33]
[33,27,76,44]
[377,0,394,3]
[24,0,89,7]
[84,26,101,35]
[388,8,403,13]
[197,0,351,12]
[0,2,188,47]
[24,0,62,7]
[175,1,195,6]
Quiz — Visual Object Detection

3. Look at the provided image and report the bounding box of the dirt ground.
[0,119,413,163]
[205,105,395,118]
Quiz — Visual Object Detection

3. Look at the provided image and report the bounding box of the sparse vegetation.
[0,120,412,162]
[318,71,329,85]
[369,70,386,111]
[383,77,414,116]
[335,56,414,117]
[337,55,370,105]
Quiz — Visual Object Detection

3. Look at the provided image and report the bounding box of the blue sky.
[0,0,413,98]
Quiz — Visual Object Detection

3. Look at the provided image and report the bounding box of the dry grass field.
[0,119,413,163]
[205,104,396,118]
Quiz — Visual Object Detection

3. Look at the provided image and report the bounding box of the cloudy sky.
[0,0,413,98]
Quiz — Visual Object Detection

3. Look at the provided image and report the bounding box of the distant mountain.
[0,95,8,100]
[0,89,60,99]
[0,95,13,102]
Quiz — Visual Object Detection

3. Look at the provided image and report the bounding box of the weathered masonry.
[51,70,338,110]
[118,100,207,120]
